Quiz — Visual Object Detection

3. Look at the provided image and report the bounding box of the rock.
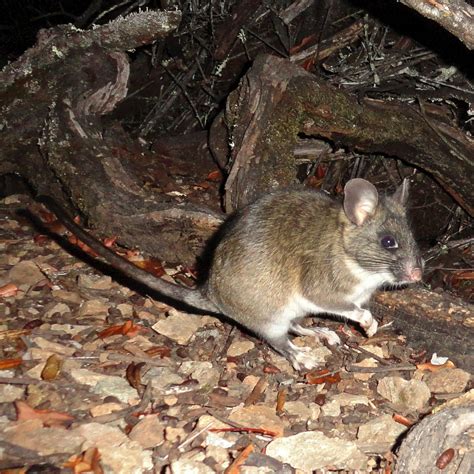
[152,309,209,344]
[129,415,165,448]
[51,289,82,304]
[266,431,367,471]
[169,459,215,474]
[227,340,255,357]
[89,402,124,417]
[78,423,153,474]
[284,401,315,420]
[30,336,76,357]
[229,405,285,437]
[142,366,184,394]
[69,368,138,404]
[321,399,341,417]
[423,368,471,393]
[8,260,44,287]
[77,274,113,290]
[49,324,90,336]
[165,426,186,443]
[180,361,219,389]
[352,358,378,381]
[117,303,134,318]
[0,384,25,403]
[77,299,109,318]
[44,302,71,318]
[205,445,230,469]
[332,393,370,407]
[377,376,431,412]
[3,419,84,456]
[357,414,407,444]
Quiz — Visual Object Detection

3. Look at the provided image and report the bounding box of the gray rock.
[266,431,367,471]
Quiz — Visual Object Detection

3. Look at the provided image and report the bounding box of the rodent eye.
[381,235,398,249]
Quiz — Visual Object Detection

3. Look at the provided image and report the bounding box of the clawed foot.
[358,309,378,337]
[290,323,341,345]
[287,343,320,371]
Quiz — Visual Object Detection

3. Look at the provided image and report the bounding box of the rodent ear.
[343,178,379,226]
[392,178,409,206]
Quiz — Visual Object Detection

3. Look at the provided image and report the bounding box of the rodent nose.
[409,267,422,282]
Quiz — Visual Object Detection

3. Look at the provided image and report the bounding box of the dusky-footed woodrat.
[38,177,423,370]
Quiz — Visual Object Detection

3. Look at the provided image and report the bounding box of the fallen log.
[210,54,473,214]
[0,10,223,265]
[395,394,474,473]
[372,288,474,371]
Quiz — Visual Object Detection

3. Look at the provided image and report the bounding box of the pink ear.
[343,178,378,225]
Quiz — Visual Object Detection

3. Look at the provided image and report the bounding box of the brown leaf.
[64,447,103,474]
[41,354,62,381]
[97,320,139,339]
[126,362,145,390]
[305,369,341,385]
[133,257,166,278]
[68,235,99,258]
[206,169,222,182]
[0,358,23,370]
[416,361,456,372]
[145,346,171,358]
[224,444,254,474]
[0,283,18,297]
[276,388,286,415]
[15,400,74,427]
[436,448,455,470]
[392,413,413,427]
[103,236,117,248]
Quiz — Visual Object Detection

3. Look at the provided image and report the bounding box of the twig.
[346,364,416,373]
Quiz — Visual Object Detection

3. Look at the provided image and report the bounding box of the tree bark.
[397,0,474,50]
[0,10,223,265]
[395,401,474,473]
[210,54,473,215]
[372,288,474,371]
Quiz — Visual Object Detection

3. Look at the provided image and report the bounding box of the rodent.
[38,178,423,370]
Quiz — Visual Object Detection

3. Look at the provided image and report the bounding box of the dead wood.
[395,402,474,473]
[0,11,223,264]
[372,288,474,371]
[210,54,473,215]
[398,0,474,50]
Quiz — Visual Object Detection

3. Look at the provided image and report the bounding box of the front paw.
[360,309,378,337]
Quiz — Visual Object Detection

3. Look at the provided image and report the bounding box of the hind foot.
[290,322,341,345]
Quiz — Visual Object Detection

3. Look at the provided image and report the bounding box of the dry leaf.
[0,357,22,370]
[133,258,166,277]
[206,169,222,182]
[392,413,413,427]
[103,236,117,248]
[224,444,254,474]
[416,360,456,372]
[436,448,455,470]
[0,283,19,298]
[41,354,62,380]
[64,447,103,474]
[276,388,286,415]
[145,346,171,358]
[15,400,74,427]
[305,369,341,385]
[97,320,139,339]
[126,362,145,390]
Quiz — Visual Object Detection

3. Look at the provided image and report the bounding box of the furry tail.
[37,196,219,313]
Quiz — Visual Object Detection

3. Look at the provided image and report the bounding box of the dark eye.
[381,235,398,249]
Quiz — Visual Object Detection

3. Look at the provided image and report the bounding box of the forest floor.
[0,194,472,473]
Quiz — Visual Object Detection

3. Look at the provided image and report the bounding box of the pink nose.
[409,267,422,282]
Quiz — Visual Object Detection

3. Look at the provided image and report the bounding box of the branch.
[398,0,474,50]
